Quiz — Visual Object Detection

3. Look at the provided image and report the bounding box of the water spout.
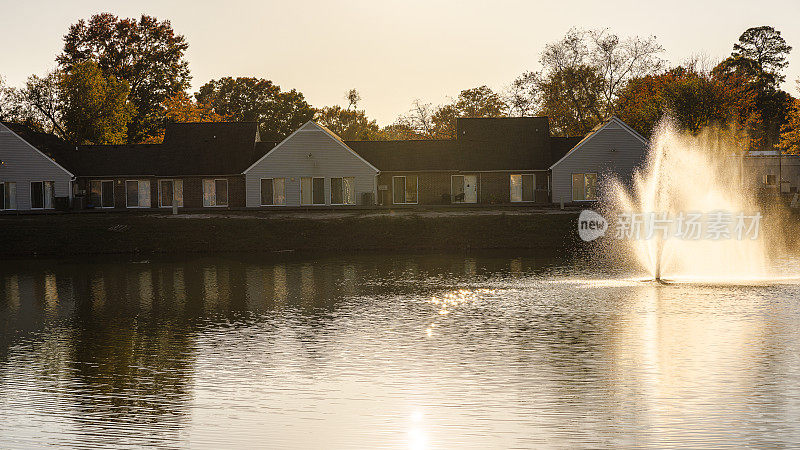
[653,237,663,282]
[607,121,779,282]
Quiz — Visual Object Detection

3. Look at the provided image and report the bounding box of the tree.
[396,86,507,139]
[376,122,422,140]
[777,98,800,155]
[395,100,438,138]
[713,26,793,150]
[453,85,507,118]
[164,91,224,123]
[725,26,792,87]
[141,92,226,143]
[57,13,191,143]
[315,105,381,140]
[0,71,67,135]
[195,77,315,141]
[0,76,15,121]
[617,63,761,145]
[616,65,760,140]
[505,71,540,117]
[539,65,606,136]
[21,70,65,136]
[346,88,361,110]
[59,60,135,144]
[532,28,663,135]
[589,29,664,111]
[778,82,800,155]
[429,103,460,139]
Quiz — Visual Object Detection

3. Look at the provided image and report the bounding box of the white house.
[0,122,74,211]
[243,121,379,207]
[740,151,800,195]
[549,117,649,204]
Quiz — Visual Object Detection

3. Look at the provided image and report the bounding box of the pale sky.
[2,0,800,125]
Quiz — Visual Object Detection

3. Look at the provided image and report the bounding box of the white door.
[464,175,477,203]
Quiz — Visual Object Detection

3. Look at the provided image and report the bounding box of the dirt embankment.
[0,209,582,257]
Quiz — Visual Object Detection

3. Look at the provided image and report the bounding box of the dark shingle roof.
[158,122,262,175]
[344,140,461,171]
[3,117,584,176]
[550,136,583,164]
[347,117,573,172]
[70,144,163,176]
[2,121,275,177]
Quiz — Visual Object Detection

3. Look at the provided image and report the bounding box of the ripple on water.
[0,253,799,448]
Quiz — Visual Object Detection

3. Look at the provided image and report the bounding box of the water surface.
[1,252,799,448]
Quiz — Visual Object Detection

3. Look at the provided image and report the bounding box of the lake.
[1,252,799,448]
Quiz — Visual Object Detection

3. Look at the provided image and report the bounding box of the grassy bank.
[0,211,581,257]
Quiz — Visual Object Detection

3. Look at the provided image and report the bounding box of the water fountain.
[606,121,789,282]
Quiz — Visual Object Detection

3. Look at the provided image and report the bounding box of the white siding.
[0,123,73,210]
[244,122,378,207]
[550,118,648,203]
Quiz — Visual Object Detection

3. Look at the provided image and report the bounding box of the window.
[90,180,115,208]
[572,173,598,201]
[159,179,184,208]
[203,179,229,207]
[0,182,16,210]
[30,181,55,209]
[125,180,151,208]
[392,175,418,204]
[260,178,286,206]
[301,177,325,205]
[331,177,355,205]
[510,174,535,202]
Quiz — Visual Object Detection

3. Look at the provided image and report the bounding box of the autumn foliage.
[616,67,762,146]
[778,98,800,155]
[141,92,225,143]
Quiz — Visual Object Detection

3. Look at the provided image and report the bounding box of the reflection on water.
[1,253,800,448]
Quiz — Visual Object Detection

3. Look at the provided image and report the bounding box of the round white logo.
[578,210,607,242]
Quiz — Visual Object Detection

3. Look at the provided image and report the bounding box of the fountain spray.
[606,120,781,282]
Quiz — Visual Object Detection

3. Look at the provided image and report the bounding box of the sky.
[2,0,800,125]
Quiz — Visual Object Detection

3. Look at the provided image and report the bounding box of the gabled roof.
[549,116,649,170]
[244,121,379,174]
[0,122,76,177]
[7,121,275,177]
[158,121,264,175]
[70,144,162,176]
[345,140,461,171]
[347,117,565,172]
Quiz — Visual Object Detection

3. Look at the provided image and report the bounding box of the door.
[451,175,465,202]
[464,175,477,203]
[393,177,405,204]
[161,180,174,207]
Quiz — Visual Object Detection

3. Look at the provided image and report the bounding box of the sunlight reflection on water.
[0,252,799,448]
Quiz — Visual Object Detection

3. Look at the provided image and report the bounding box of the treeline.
[0,14,799,153]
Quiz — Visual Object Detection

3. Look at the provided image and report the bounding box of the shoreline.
[0,209,583,258]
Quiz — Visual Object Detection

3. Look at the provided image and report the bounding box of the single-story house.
[740,151,800,195]
[550,116,649,204]
[0,122,74,211]
[347,117,581,205]
[243,121,379,207]
[1,116,655,211]
[16,121,275,210]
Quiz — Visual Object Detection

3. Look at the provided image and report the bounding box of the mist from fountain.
[605,120,793,282]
